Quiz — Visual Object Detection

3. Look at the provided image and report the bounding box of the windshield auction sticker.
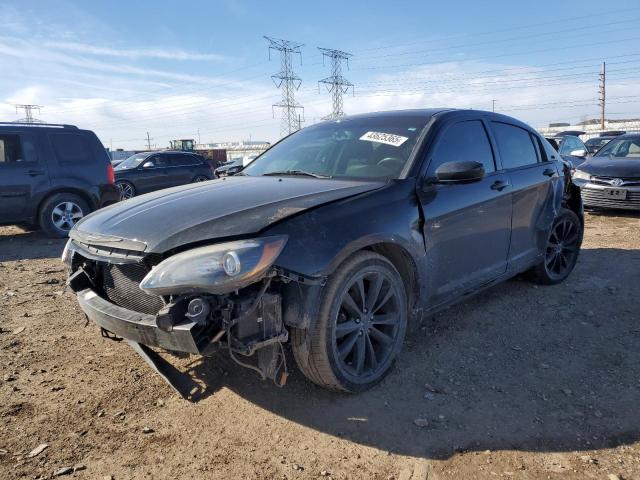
[359,131,409,147]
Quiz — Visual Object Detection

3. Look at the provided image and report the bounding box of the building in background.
[196,140,270,165]
[539,118,640,140]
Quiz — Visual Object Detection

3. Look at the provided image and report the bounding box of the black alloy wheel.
[333,270,403,380]
[526,208,582,285]
[291,251,407,392]
[545,215,581,280]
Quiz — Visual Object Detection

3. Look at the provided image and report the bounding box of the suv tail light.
[107,164,115,184]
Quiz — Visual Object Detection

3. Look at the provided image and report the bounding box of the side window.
[50,133,92,165]
[170,154,197,167]
[154,155,169,167]
[491,122,538,169]
[531,134,549,162]
[0,134,30,163]
[428,120,496,175]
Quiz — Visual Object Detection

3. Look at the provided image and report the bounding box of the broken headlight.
[139,236,287,296]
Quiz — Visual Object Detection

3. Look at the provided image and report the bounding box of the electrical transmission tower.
[14,104,42,123]
[599,62,606,130]
[318,48,353,120]
[265,36,304,137]
[145,132,153,150]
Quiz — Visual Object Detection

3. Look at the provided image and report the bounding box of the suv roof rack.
[0,122,78,129]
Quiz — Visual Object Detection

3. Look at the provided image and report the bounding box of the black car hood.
[577,157,640,177]
[73,176,384,253]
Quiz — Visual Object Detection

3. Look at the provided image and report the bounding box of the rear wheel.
[38,193,89,238]
[526,208,582,284]
[116,180,135,200]
[192,175,209,182]
[291,251,407,392]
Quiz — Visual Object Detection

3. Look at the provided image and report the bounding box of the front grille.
[582,187,640,210]
[590,176,640,187]
[102,262,164,315]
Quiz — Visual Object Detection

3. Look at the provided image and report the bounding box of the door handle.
[543,168,556,177]
[490,180,509,191]
[27,169,45,176]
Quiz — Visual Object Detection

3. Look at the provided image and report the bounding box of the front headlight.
[139,236,287,296]
[573,170,591,181]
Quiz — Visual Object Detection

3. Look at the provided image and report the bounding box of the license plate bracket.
[603,188,627,200]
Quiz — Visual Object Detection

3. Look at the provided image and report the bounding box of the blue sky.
[1,0,639,149]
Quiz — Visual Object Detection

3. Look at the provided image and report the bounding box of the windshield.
[115,152,151,170]
[595,137,640,158]
[243,116,429,179]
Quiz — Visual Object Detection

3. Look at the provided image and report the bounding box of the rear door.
[167,154,196,186]
[0,131,47,222]
[489,122,558,270]
[418,118,512,305]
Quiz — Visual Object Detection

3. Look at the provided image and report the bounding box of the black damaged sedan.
[63,109,583,394]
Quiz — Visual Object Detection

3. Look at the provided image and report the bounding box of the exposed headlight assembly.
[139,236,287,296]
[572,169,591,181]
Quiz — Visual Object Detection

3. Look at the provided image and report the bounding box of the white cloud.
[44,40,227,62]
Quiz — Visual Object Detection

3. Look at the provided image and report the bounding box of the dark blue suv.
[0,123,119,237]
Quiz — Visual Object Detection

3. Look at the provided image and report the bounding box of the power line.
[318,48,353,119]
[265,36,304,137]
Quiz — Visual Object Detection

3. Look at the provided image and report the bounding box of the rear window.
[170,154,201,166]
[491,122,538,169]
[50,133,93,165]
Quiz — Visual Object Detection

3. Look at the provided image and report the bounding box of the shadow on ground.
[179,247,640,460]
[0,227,65,262]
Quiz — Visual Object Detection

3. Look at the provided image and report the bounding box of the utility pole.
[599,62,606,130]
[14,104,42,123]
[265,36,304,137]
[492,99,496,112]
[145,132,153,151]
[318,48,353,120]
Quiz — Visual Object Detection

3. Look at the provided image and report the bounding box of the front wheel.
[526,208,582,285]
[291,251,407,393]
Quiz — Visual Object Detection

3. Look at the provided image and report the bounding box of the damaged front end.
[63,235,306,396]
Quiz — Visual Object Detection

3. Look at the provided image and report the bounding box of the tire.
[291,251,408,393]
[192,175,210,183]
[116,180,135,200]
[38,193,90,238]
[525,208,583,285]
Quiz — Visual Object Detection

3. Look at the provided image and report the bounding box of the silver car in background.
[573,134,640,210]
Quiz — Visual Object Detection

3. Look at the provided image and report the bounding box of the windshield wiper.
[262,170,332,179]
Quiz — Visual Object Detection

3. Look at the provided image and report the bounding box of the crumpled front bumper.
[76,288,205,354]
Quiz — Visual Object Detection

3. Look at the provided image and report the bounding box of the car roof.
[0,122,84,132]
[335,109,538,131]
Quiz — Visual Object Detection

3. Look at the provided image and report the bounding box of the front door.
[0,132,47,223]
[418,119,512,306]
[134,154,171,194]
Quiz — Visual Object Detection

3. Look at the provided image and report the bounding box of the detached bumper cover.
[76,288,203,353]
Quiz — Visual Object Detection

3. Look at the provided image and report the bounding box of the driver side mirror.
[433,160,485,183]
[570,149,587,158]
[142,161,154,168]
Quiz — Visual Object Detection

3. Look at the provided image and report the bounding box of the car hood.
[577,157,640,177]
[73,176,384,253]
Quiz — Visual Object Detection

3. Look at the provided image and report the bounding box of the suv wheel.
[526,208,582,285]
[192,175,209,182]
[39,193,90,238]
[116,180,135,200]
[291,251,407,392]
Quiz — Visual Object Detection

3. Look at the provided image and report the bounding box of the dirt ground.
[1,210,640,480]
